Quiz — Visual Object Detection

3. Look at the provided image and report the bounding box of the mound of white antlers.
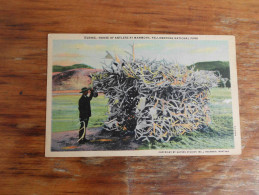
[92,54,220,142]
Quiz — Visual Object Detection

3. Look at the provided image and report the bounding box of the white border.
[45,34,241,157]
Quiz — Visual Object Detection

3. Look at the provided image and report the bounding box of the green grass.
[52,94,108,132]
[52,88,234,149]
[53,64,94,72]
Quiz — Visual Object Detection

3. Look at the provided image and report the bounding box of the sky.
[52,39,229,69]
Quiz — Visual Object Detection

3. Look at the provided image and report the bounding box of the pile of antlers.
[92,55,220,142]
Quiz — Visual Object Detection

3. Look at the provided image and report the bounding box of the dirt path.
[51,127,141,151]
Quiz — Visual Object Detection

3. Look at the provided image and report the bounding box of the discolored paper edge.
[45,34,241,157]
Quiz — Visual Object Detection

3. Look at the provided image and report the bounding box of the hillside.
[188,61,230,79]
[188,61,230,87]
[53,64,94,72]
[52,68,103,91]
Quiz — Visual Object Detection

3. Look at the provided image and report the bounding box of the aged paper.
[46,34,241,157]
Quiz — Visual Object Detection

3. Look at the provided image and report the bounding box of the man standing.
[78,87,94,144]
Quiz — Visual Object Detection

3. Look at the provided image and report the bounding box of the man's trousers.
[79,117,89,141]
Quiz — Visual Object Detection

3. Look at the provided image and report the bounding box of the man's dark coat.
[78,91,94,119]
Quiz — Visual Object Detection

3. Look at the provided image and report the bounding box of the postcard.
[45,34,241,157]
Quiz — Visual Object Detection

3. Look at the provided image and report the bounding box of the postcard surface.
[46,34,241,157]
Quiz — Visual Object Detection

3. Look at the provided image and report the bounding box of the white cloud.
[54,53,84,58]
[134,43,153,48]
[71,43,106,51]
[166,42,194,49]
[191,47,217,53]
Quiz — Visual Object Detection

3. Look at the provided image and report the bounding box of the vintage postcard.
[45,34,241,157]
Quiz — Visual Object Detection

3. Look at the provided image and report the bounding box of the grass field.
[52,94,108,132]
[52,88,234,149]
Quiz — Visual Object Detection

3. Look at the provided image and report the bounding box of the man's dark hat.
[80,87,89,93]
